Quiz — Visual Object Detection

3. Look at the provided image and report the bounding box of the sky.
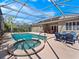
[0,0,79,24]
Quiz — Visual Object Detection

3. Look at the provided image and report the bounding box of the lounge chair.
[70,31,78,41]
[64,32,78,45]
[55,32,78,45]
[54,32,62,41]
[61,32,67,42]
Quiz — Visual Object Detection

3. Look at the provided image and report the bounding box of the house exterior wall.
[58,21,66,32]
[32,17,79,34]
[58,19,79,34]
[32,26,43,32]
[48,23,58,33]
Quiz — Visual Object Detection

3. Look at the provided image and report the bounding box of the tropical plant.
[4,16,32,32]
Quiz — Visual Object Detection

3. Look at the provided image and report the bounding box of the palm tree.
[4,16,15,32]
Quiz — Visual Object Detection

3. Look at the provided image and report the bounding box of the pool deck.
[0,32,79,59]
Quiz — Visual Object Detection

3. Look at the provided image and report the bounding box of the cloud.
[9,5,18,10]
[1,7,10,13]
[1,2,19,13]
[31,0,37,2]
[44,11,56,17]
[0,0,10,5]
[1,4,18,15]
[1,0,56,23]
[48,0,59,2]
[14,18,33,24]
[48,0,51,2]
[27,0,37,2]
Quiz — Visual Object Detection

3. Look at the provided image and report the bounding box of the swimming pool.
[12,33,47,41]
[11,33,46,50]
[13,40,41,50]
[8,33,46,56]
[8,39,45,56]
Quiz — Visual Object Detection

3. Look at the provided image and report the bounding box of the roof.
[38,16,60,23]
[38,15,79,24]
[32,15,79,26]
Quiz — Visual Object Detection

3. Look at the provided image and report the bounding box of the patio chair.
[54,32,62,41]
[66,33,75,45]
[70,31,78,41]
[61,32,67,42]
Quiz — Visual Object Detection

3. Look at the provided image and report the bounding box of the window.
[69,22,72,30]
[66,23,68,30]
[73,22,76,30]
[66,22,72,30]
[66,22,79,30]
[52,26,53,30]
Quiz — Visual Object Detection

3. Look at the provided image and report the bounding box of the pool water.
[11,33,46,50]
[12,33,47,41]
[13,40,41,50]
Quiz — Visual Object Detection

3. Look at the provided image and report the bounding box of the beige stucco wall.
[32,26,43,32]
[58,20,79,34]
[32,19,79,34]
[58,21,66,32]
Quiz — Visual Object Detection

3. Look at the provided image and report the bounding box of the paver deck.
[0,33,79,59]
